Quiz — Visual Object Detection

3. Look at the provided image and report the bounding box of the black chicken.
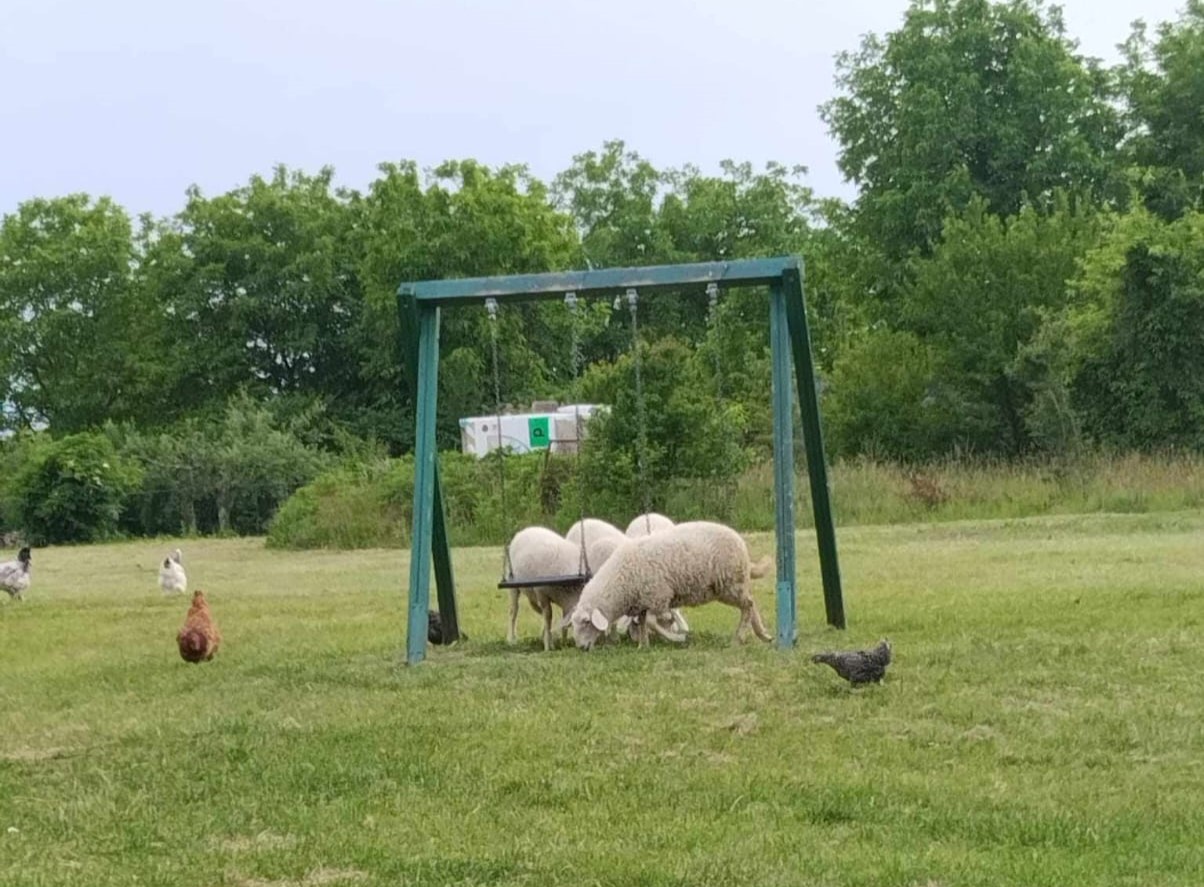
[811,639,892,685]
[427,609,468,645]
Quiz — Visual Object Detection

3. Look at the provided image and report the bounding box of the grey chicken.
[811,638,892,685]
[0,547,31,601]
[427,609,468,645]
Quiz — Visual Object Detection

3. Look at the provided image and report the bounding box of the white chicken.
[0,547,31,601]
[158,548,187,595]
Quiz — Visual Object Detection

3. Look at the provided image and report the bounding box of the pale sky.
[0,0,1189,219]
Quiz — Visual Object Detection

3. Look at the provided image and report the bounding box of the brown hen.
[177,589,221,663]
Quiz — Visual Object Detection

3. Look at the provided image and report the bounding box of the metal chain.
[486,298,513,581]
[626,288,653,532]
[706,282,724,402]
[565,292,590,577]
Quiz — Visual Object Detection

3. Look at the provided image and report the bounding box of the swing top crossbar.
[398,257,801,306]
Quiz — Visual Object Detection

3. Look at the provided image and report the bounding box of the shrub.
[14,432,143,544]
[266,451,561,550]
[112,395,333,537]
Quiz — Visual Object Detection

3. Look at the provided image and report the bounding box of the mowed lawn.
[2,512,1203,887]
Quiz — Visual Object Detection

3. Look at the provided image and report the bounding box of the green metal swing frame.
[397,256,845,665]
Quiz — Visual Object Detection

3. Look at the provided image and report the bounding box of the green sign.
[528,416,550,449]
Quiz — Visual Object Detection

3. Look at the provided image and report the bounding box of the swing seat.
[497,573,591,590]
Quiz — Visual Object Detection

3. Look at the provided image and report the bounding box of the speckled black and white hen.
[811,639,892,685]
[0,547,31,601]
[427,609,468,645]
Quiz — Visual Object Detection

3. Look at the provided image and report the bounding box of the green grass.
[3,512,1204,886]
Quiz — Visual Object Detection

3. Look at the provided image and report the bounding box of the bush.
[14,432,142,544]
[0,432,51,537]
[111,395,334,537]
[823,328,971,460]
[266,451,564,550]
[576,338,748,513]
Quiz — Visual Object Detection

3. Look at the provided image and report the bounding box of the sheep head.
[568,606,609,650]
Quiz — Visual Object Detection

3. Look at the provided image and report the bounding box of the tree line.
[2,0,1204,542]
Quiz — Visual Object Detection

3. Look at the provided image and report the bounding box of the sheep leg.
[540,599,555,651]
[507,589,520,645]
[648,617,688,644]
[636,615,651,648]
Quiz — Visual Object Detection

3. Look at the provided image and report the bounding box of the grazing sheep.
[567,521,773,650]
[615,608,691,644]
[0,547,31,601]
[506,526,590,651]
[177,589,221,663]
[625,512,675,538]
[580,532,625,572]
[564,516,628,585]
[565,518,625,546]
[159,548,187,595]
[565,520,688,642]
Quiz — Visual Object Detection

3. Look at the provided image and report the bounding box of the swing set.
[398,257,845,665]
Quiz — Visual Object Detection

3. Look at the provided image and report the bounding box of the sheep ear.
[614,615,632,634]
[589,609,609,632]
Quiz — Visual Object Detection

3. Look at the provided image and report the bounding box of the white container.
[458,404,604,458]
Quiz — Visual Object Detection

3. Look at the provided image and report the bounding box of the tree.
[823,328,959,460]
[143,166,363,420]
[1063,208,1204,449]
[576,338,747,519]
[354,159,582,451]
[821,0,1124,266]
[0,195,165,432]
[552,139,669,268]
[901,196,1104,453]
[1119,1,1204,218]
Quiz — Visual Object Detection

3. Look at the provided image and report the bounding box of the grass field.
[3,511,1203,886]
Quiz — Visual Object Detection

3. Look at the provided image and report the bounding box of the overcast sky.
[0,0,1189,219]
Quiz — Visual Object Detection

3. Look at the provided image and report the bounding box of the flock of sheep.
[503,512,774,652]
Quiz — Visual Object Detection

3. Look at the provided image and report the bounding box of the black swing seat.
[497,573,591,590]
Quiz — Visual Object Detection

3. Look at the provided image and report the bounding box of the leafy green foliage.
[0,196,165,432]
[266,451,559,550]
[821,0,1123,264]
[1119,1,1204,217]
[577,338,748,518]
[5,0,1204,509]
[355,160,581,451]
[1067,209,1204,449]
[13,432,142,544]
[142,166,364,421]
[824,328,960,460]
[114,395,332,536]
[900,197,1105,453]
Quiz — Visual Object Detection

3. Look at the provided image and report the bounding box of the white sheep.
[563,517,627,575]
[566,520,773,650]
[566,518,688,641]
[625,512,675,538]
[505,526,590,651]
[565,517,625,546]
